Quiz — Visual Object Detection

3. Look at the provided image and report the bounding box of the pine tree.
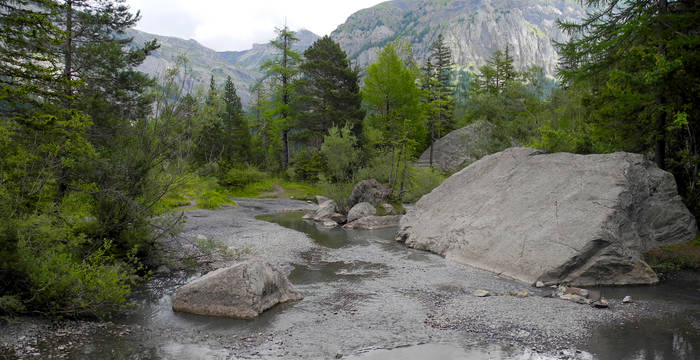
[423,34,456,167]
[261,25,301,170]
[557,0,700,212]
[222,76,251,163]
[295,36,365,148]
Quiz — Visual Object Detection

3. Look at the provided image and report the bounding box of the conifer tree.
[296,36,364,148]
[423,34,456,167]
[261,25,301,170]
[557,0,700,212]
[222,76,251,163]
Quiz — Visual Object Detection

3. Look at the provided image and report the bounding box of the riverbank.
[2,198,698,359]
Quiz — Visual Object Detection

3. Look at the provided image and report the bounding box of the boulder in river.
[397,147,697,286]
[172,259,302,318]
[348,179,390,207]
[347,202,376,223]
[311,199,337,221]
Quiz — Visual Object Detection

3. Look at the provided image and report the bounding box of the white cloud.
[124,0,384,51]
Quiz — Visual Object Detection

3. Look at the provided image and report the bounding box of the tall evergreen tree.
[221,76,251,163]
[295,36,365,148]
[261,25,301,170]
[557,0,700,212]
[423,34,456,167]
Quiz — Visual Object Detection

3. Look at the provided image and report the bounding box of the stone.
[516,290,529,298]
[381,203,395,215]
[321,220,339,228]
[312,200,337,221]
[348,179,390,207]
[329,213,347,224]
[416,120,495,173]
[591,299,609,308]
[155,265,171,275]
[396,147,697,286]
[343,215,402,230]
[622,296,632,304]
[347,202,376,223]
[316,195,330,205]
[473,289,490,297]
[302,213,313,220]
[535,281,545,288]
[559,294,591,305]
[196,234,207,241]
[172,259,302,319]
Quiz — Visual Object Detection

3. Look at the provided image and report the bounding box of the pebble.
[535,281,545,288]
[473,289,491,297]
[622,296,632,303]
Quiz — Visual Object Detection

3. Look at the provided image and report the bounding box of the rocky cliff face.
[331,0,585,75]
[128,0,584,106]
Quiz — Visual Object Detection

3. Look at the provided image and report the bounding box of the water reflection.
[587,314,699,360]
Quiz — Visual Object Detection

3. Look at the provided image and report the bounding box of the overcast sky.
[124,0,385,52]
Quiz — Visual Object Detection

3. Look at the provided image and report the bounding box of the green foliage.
[402,166,446,203]
[219,166,269,189]
[318,180,356,214]
[291,150,326,182]
[363,41,426,199]
[645,237,700,274]
[320,124,360,183]
[557,0,700,216]
[295,36,365,148]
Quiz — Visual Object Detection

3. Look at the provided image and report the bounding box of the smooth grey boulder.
[344,215,402,230]
[416,121,494,173]
[315,195,330,205]
[348,179,390,207]
[397,147,697,286]
[172,259,302,318]
[311,199,337,221]
[347,202,376,223]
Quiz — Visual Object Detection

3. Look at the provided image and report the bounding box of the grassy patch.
[645,237,700,273]
[154,175,236,212]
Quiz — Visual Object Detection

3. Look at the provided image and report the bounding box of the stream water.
[27,211,700,359]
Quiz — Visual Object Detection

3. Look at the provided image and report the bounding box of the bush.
[8,215,136,319]
[199,190,234,209]
[318,179,355,213]
[219,166,268,188]
[403,166,446,203]
[320,124,359,183]
[292,150,326,182]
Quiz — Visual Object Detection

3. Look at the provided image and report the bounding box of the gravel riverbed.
[2,198,698,359]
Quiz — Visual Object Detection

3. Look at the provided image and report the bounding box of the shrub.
[320,124,359,183]
[292,150,326,182]
[402,166,446,203]
[219,166,268,188]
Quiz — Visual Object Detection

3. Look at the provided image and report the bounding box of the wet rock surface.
[2,199,699,360]
[399,147,697,286]
[172,259,303,318]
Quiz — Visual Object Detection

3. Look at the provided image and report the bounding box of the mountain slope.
[128,29,258,105]
[331,0,585,74]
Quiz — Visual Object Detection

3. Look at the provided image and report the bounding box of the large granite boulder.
[172,259,303,318]
[416,121,494,173]
[347,202,377,223]
[311,199,337,221]
[396,147,697,286]
[348,179,390,207]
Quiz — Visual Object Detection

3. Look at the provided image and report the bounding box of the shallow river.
[61,211,700,359]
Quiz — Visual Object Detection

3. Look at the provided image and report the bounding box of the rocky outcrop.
[416,121,494,173]
[344,215,402,230]
[396,147,697,286]
[348,179,390,207]
[347,202,377,223]
[311,200,337,221]
[172,259,302,318]
[331,0,585,75]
